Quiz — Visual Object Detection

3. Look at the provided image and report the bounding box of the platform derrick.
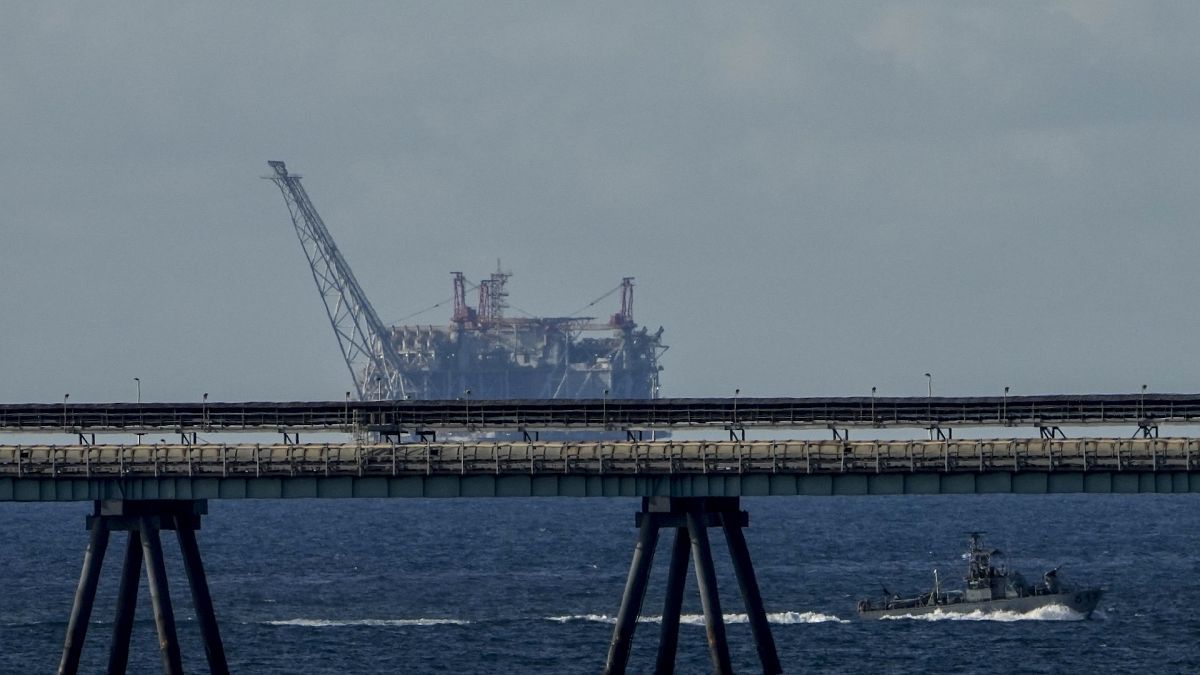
[267,161,666,401]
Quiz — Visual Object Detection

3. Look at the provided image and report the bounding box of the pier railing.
[5,394,1200,433]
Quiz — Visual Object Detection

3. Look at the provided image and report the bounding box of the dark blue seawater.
[2,494,1198,674]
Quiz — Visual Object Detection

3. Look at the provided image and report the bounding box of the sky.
[3,2,1200,404]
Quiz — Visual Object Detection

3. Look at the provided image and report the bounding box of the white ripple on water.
[266,618,471,627]
[545,611,848,625]
[763,611,851,625]
[878,604,1092,622]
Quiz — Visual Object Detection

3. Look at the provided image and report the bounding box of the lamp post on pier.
[134,378,143,444]
[924,373,932,419]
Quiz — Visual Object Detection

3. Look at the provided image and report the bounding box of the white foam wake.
[546,614,616,624]
[878,604,1089,622]
[545,611,847,625]
[764,611,850,625]
[267,618,470,627]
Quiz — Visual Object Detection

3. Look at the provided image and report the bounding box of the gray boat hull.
[859,588,1103,620]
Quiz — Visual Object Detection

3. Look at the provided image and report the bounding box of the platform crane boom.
[265,161,406,400]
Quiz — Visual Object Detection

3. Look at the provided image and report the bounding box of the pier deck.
[3,438,1196,500]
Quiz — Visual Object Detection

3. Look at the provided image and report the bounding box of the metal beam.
[58,519,110,675]
[654,527,691,675]
[177,517,229,674]
[604,516,660,674]
[107,530,143,675]
[141,517,184,675]
[687,510,732,675]
[722,514,782,675]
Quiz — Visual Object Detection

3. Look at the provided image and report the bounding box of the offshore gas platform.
[266,161,666,401]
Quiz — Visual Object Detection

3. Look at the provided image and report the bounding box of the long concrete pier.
[5,399,1198,673]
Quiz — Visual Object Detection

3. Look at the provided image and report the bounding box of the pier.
[2,397,1198,673]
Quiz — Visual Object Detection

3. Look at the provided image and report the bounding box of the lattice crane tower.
[266,161,408,400]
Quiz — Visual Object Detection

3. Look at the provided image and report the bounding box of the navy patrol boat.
[857,533,1103,619]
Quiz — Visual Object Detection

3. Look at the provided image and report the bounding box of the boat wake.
[266,618,470,628]
[763,611,850,625]
[878,604,1091,622]
[546,611,848,625]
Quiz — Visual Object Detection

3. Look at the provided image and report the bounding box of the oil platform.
[266,161,666,401]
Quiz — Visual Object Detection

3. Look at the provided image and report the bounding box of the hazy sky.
[3,2,1200,403]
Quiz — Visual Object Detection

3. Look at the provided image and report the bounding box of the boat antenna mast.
[265,161,407,400]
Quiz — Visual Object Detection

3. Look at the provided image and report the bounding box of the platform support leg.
[606,497,781,674]
[605,516,661,674]
[177,517,229,674]
[142,518,184,675]
[687,511,733,675]
[58,519,111,675]
[723,515,782,675]
[653,527,690,675]
[58,500,222,675]
[107,530,143,675]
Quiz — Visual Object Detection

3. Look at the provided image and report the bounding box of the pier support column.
[604,497,781,675]
[653,527,691,674]
[605,516,661,672]
[58,517,110,674]
[107,529,143,673]
[722,514,782,674]
[57,500,229,675]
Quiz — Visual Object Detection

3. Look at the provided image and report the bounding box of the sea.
[1,493,1197,674]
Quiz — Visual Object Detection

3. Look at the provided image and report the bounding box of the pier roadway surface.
[3,393,1200,434]
[2,438,1196,501]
